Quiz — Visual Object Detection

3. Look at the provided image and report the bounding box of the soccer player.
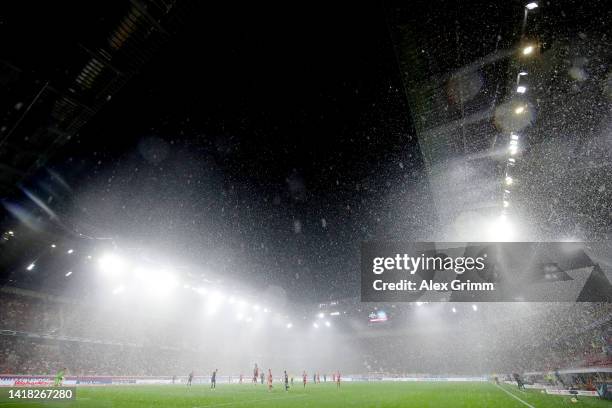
[302,371,307,388]
[211,369,217,389]
[284,370,289,391]
[260,371,264,385]
[267,369,273,391]
[336,371,341,389]
[253,364,259,384]
[187,371,194,386]
[54,367,66,387]
[316,373,320,384]
[239,373,243,384]
[290,376,294,386]
[513,373,525,390]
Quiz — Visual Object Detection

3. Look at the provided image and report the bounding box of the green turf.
[1,382,608,408]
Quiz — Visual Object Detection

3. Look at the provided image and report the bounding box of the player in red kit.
[267,369,273,391]
[253,364,259,385]
[302,371,307,388]
[336,371,341,388]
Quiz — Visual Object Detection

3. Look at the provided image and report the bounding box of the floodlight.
[51,244,56,248]
[67,249,74,254]
[508,158,515,163]
[65,271,72,277]
[98,253,126,275]
[525,2,538,10]
[505,176,513,185]
[325,321,331,327]
[516,86,526,94]
[452,307,457,313]
[472,304,478,311]
[510,140,518,146]
[313,322,319,329]
[330,311,340,316]
[26,263,35,271]
[522,45,534,55]
[286,323,293,329]
[515,106,525,114]
[510,133,519,140]
[317,312,325,318]
[503,200,509,208]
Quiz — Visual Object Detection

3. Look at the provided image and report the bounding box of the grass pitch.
[2,382,609,408]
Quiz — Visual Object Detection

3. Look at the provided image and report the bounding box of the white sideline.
[493,383,536,408]
[193,393,308,408]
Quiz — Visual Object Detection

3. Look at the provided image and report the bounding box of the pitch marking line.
[493,383,536,408]
[194,393,308,407]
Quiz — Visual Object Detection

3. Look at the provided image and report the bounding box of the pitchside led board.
[360,242,612,302]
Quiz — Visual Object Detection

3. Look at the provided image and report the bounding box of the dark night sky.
[2,3,433,302]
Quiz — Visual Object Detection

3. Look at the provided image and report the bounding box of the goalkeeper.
[54,367,66,386]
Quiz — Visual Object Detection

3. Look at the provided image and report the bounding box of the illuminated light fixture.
[504,189,511,194]
[112,285,125,295]
[503,200,510,208]
[98,254,126,275]
[87,255,92,260]
[522,45,534,55]
[509,146,518,156]
[508,158,516,163]
[452,307,457,313]
[330,311,340,316]
[515,106,526,114]
[510,133,519,140]
[516,86,527,94]
[51,244,56,248]
[318,312,325,319]
[65,271,72,277]
[525,2,538,10]
[416,301,423,306]
[325,321,331,327]
[67,249,74,254]
[472,304,478,311]
[510,140,518,146]
[518,71,528,76]
[313,322,319,329]
[505,176,514,185]
[8,231,14,236]
[286,323,293,329]
[26,263,35,271]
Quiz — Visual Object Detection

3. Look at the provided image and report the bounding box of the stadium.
[0,1,611,407]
